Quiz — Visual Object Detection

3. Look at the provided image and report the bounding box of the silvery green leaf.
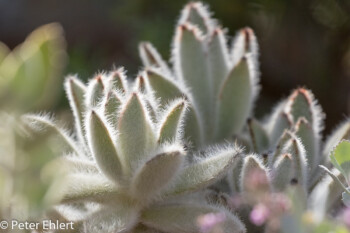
[85,202,139,233]
[329,140,350,184]
[145,68,184,108]
[227,156,244,193]
[117,93,156,174]
[62,156,99,174]
[61,173,117,204]
[286,88,325,135]
[22,114,82,156]
[268,111,293,145]
[270,130,293,164]
[208,28,230,97]
[294,117,318,172]
[134,75,146,93]
[272,153,293,191]
[323,120,350,160]
[131,151,184,201]
[87,111,124,184]
[86,75,105,107]
[103,91,122,127]
[173,23,213,137]
[240,155,270,194]
[216,57,252,140]
[231,27,258,67]
[342,189,350,207]
[139,42,171,75]
[309,168,346,221]
[107,68,128,93]
[64,75,87,145]
[282,135,308,189]
[167,146,242,195]
[178,2,214,35]
[158,100,186,143]
[247,118,269,153]
[183,106,203,148]
[141,203,246,233]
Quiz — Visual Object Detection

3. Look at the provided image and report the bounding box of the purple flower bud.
[250,204,270,226]
[197,212,226,232]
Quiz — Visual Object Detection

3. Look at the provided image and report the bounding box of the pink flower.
[250,204,270,226]
[197,212,226,233]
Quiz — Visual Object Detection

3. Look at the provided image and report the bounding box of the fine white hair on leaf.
[177,1,216,35]
[22,113,83,157]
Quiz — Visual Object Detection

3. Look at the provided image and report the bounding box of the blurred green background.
[1,0,350,134]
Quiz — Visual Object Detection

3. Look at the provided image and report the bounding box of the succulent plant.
[139,2,259,148]
[25,69,246,233]
[0,24,67,224]
[8,2,350,233]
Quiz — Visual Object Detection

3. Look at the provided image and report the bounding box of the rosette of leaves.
[139,2,259,148]
[25,70,246,233]
[222,88,350,232]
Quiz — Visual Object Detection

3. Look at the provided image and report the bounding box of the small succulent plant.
[139,2,259,148]
[25,70,246,233]
[136,2,350,232]
[10,2,350,233]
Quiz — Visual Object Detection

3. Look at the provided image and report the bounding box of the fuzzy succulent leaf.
[107,68,128,93]
[178,2,213,34]
[158,100,186,143]
[269,112,292,145]
[294,117,318,172]
[23,114,82,156]
[139,42,171,75]
[287,89,313,123]
[61,173,117,204]
[65,76,87,145]
[272,153,293,191]
[141,203,246,233]
[84,202,139,233]
[183,106,203,148]
[131,151,184,201]
[216,57,252,140]
[103,91,122,127]
[145,69,183,107]
[167,146,241,195]
[208,28,230,97]
[270,130,293,164]
[87,111,124,184]
[282,135,308,189]
[231,27,258,67]
[117,93,156,173]
[240,155,270,194]
[247,118,269,153]
[174,23,213,136]
[227,156,244,193]
[86,76,105,107]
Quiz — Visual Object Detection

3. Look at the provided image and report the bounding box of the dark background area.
[1,0,350,135]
